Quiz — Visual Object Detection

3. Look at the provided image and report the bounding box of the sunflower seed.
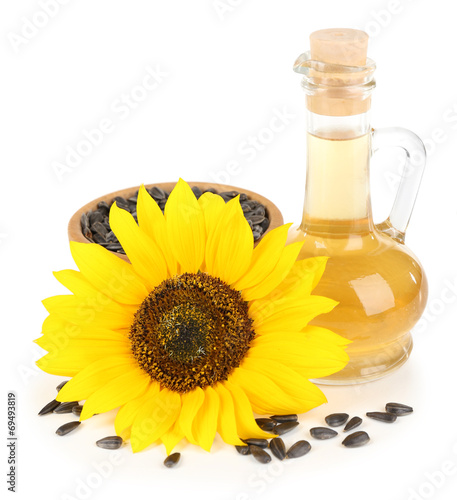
[342,431,370,448]
[325,413,349,427]
[81,213,90,234]
[127,196,138,204]
[310,427,338,440]
[242,438,268,449]
[164,452,181,468]
[89,211,103,225]
[260,218,270,232]
[366,411,397,423]
[219,191,239,199]
[343,416,362,432]
[92,221,108,237]
[56,421,81,436]
[38,399,60,416]
[113,196,129,210]
[204,187,217,194]
[286,440,311,459]
[253,231,261,241]
[274,421,299,436]
[249,445,271,464]
[385,402,413,416]
[149,186,167,201]
[56,380,69,392]
[248,215,265,225]
[105,231,117,243]
[92,233,107,244]
[53,401,79,414]
[71,405,83,416]
[191,186,202,198]
[269,437,286,460]
[96,436,124,450]
[106,243,123,251]
[97,201,110,215]
[255,418,276,432]
[235,445,251,455]
[271,414,298,423]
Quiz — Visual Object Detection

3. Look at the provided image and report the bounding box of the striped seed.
[270,414,298,423]
[242,438,268,449]
[286,440,311,459]
[38,399,60,416]
[164,453,181,468]
[366,412,397,423]
[96,436,123,450]
[269,438,286,461]
[53,402,79,414]
[235,445,251,455]
[325,413,349,427]
[56,380,69,392]
[56,421,81,436]
[343,416,362,432]
[249,445,271,464]
[310,427,338,440]
[274,421,299,436]
[255,418,276,432]
[342,431,370,448]
[385,402,413,416]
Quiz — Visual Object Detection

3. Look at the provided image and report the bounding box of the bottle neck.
[301,110,374,234]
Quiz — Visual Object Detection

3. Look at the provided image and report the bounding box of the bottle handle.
[371,127,426,243]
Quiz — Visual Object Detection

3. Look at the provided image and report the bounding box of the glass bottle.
[288,29,428,384]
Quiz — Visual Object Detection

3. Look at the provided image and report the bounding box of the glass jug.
[287,29,428,384]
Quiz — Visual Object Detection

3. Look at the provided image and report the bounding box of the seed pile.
[81,186,271,253]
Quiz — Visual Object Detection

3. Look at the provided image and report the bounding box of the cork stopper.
[310,28,368,67]
[305,28,373,116]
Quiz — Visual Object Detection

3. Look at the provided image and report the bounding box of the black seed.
[260,218,270,232]
[92,233,107,244]
[81,213,90,234]
[274,421,299,436]
[269,437,286,460]
[242,438,268,449]
[56,380,69,392]
[204,187,217,194]
[71,405,83,417]
[286,440,311,459]
[239,193,248,202]
[56,421,81,436]
[219,191,239,199]
[366,411,397,423]
[235,445,251,455]
[106,243,123,251]
[149,186,167,201]
[96,436,124,450]
[89,211,103,225]
[249,445,271,464]
[255,418,276,432]
[249,215,265,225]
[191,186,202,198]
[253,231,261,241]
[342,431,370,448]
[92,221,108,237]
[127,196,138,204]
[105,231,117,243]
[53,401,79,414]
[343,416,362,432]
[38,399,60,416]
[385,402,413,416]
[271,414,298,423]
[325,413,349,427]
[164,452,181,468]
[97,201,110,215]
[310,427,338,440]
[113,196,129,210]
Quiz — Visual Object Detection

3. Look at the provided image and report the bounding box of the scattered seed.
[366,412,397,423]
[71,405,83,417]
[249,445,271,464]
[274,421,299,436]
[343,416,362,432]
[255,418,276,432]
[286,440,311,459]
[342,431,370,448]
[385,402,413,416]
[56,421,81,436]
[38,399,60,416]
[271,414,298,423]
[56,380,69,392]
[325,413,349,427]
[242,438,268,449]
[235,445,251,455]
[310,427,338,440]
[164,452,181,468]
[53,401,79,414]
[269,437,286,460]
[96,436,124,450]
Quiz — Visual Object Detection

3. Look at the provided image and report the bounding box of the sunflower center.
[129,273,255,393]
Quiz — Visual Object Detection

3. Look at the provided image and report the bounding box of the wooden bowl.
[68,181,284,263]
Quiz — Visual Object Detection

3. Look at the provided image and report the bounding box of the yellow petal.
[137,185,178,276]
[223,380,273,439]
[130,388,181,453]
[164,179,206,273]
[241,242,304,302]
[213,383,244,446]
[178,387,205,444]
[109,202,168,289]
[161,421,185,456]
[53,269,103,297]
[251,295,338,333]
[115,383,160,438]
[233,224,291,291]
[303,325,352,346]
[55,356,136,401]
[191,386,220,452]
[198,192,226,235]
[80,366,151,420]
[42,294,137,330]
[69,242,148,304]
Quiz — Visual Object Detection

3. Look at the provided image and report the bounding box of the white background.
[2,1,457,499]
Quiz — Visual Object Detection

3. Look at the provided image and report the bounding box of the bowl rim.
[68,181,284,261]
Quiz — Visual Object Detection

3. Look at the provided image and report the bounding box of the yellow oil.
[288,133,428,384]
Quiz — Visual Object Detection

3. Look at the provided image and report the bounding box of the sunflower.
[36,179,349,454]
